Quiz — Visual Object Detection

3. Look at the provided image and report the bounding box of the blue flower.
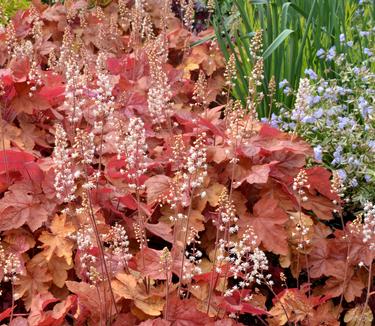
[338,117,350,129]
[332,146,343,165]
[350,178,358,187]
[365,175,372,183]
[364,48,373,57]
[368,140,375,151]
[326,46,336,61]
[279,79,289,89]
[359,31,370,37]
[304,68,318,80]
[313,108,324,119]
[316,48,325,58]
[283,87,292,95]
[339,34,345,43]
[358,96,373,118]
[301,115,316,123]
[314,145,323,161]
[337,169,347,181]
[326,119,333,127]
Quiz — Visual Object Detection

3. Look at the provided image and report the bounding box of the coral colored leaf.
[308,239,336,278]
[245,164,275,184]
[253,124,313,156]
[0,181,50,231]
[145,222,173,243]
[38,214,76,265]
[3,228,36,253]
[9,57,30,83]
[166,296,214,326]
[145,175,171,205]
[305,167,337,200]
[136,248,167,280]
[0,149,34,172]
[14,262,53,310]
[118,193,138,210]
[28,294,76,326]
[10,84,50,114]
[219,290,268,316]
[0,150,43,185]
[197,117,225,137]
[301,194,336,220]
[66,281,116,324]
[112,272,165,316]
[322,262,365,302]
[243,197,289,255]
[138,318,171,326]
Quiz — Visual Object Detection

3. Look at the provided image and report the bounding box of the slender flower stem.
[10,282,15,324]
[178,185,194,294]
[207,226,220,314]
[357,258,373,326]
[87,190,119,316]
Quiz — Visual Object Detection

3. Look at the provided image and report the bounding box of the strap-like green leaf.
[250,0,269,4]
[263,29,294,59]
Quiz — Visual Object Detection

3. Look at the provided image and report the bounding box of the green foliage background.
[0,0,29,19]
[213,0,374,117]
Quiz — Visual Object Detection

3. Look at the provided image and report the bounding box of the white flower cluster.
[182,133,208,195]
[73,129,95,165]
[93,53,115,132]
[182,228,203,281]
[122,117,148,190]
[53,123,77,202]
[63,54,87,124]
[292,78,312,122]
[74,226,104,285]
[225,227,272,297]
[363,202,375,251]
[27,59,43,96]
[293,169,310,202]
[217,189,239,234]
[147,37,172,125]
[106,223,132,263]
[0,241,21,294]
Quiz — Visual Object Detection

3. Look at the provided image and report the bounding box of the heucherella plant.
[0,1,374,325]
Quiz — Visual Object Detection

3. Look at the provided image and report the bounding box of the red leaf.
[118,193,138,210]
[0,150,34,172]
[145,175,171,205]
[219,290,268,316]
[240,197,289,255]
[138,319,171,326]
[0,181,51,231]
[146,222,173,243]
[252,124,313,156]
[301,195,335,220]
[0,307,14,322]
[306,167,337,200]
[245,163,274,184]
[9,57,30,83]
[166,296,214,326]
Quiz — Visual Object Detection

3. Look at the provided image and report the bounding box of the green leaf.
[263,29,294,60]
[190,34,216,47]
[250,0,268,4]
